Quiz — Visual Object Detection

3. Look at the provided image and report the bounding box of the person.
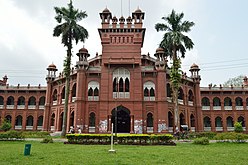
[69,126,75,134]
[78,127,82,134]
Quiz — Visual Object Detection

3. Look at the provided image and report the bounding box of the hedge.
[66,134,175,145]
[0,130,24,141]
[214,132,248,143]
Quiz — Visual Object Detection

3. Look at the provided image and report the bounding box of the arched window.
[235,97,243,106]
[180,113,185,126]
[226,116,234,127]
[39,96,45,106]
[147,113,153,127]
[125,78,129,92]
[238,116,245,127]
[113,68,130,98]
[0,96,4,105]
[5,115,12,123]
[51,113,55,126]
[119,78,124,92]
[52,90,57,101]
[213,97,221,106]
[72,83,76,97]
[15,115,22,126]
[143,81,155,101]
[166,83,172,97]
[26,116,33,126]
[28,96,36,105]
[17,96,25,105]
[37,116,43,126]
[88,81,100,101]
[224,97,232,106]
[215,117,222,127]
[188,90,193,101]
[150,88,155,97]
[190,114,195,127]
[88,87,93,96]
[203,116,211,127]
[178,88,184,100]
[168,111,173,127]
[61,87,65,100]
[201,97,210,106]
[7,96,14,105]
[89,112,95,127]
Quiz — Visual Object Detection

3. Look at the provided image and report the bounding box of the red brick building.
[0,8,247,134]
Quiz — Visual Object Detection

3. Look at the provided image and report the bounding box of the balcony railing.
[113,92,130,99]
[50,126,55,131]
[147,127,154,133]
[89,127,95,133]
[227,127,234,131]
[52,101,57,105]
[17,105,25,109]
[224,106,232,110]
[37,126,43,130]
[15,125,22,130]
[72,97,76,102]
[39,105,45,109]
[28,105,36,109]
[191,127,195,132]
[213,106,221,110]
[178,99,184,105]
[144,97,155,101]
[26,126,33,130]
[0,105,3,109]
[167,97,172,102]
[188,101,193,106]
[61,99,65,104]
[6,105,14,109]
[204,127,211,132]
[202,106,210,110]
[216,127,223,131]
[236,106,244,110]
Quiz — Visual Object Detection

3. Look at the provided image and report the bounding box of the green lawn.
[0,141,248,165]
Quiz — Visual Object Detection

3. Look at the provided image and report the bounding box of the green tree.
[0,119,12,132]
[155,10,194,131]
[223,75,244,87]
[53,0,88,137]
[234,121,243,133]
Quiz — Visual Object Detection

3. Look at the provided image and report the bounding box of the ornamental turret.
[189,63,201,82]
[46,63,57,81]
[76,47,90,70]
[154,48,167,71]
[132,7,145,28]
[100,7,112,28]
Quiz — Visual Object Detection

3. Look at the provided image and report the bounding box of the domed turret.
[189,63,200,80]
[154,48,167,71]
[132,7,145,24]
[46,63,58,81]
[100,7,112,25]
[76,47,90,70]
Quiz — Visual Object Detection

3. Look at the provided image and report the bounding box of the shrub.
[0,119,12,132]
[234,122,243,133]
[189,132,216,139]
[21,131,50,138]
[41,137,53,143]
[193,137,209,145]
[214,132,248,143]
[0,130,24,140]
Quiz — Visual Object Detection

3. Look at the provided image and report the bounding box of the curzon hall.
[1,8,248,134]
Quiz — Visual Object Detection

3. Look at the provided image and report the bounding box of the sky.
[0,0,248,87]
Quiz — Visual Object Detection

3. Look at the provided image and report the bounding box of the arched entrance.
[111,106,130,133]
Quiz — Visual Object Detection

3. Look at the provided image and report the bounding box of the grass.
[0,141,248,164]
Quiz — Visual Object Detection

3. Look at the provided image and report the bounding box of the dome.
[112,16,117,20]
[79,47,88,54]
[119,16,125,21]
[156,47,164,54]
[102,7,110,13]
[190,63,199,69]
[48,63,56,69]
[134,8,142,13]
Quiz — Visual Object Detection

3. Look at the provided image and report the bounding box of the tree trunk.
[61,76,70,137]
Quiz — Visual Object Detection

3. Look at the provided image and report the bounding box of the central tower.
[98,8,146,65]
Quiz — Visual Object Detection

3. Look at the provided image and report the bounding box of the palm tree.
[53,0,88,137]
[155,9,194,132]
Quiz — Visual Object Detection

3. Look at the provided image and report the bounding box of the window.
[113,68,130,98]
[88,81,100,101]
[147,113,153,127]
[89,113,96,127]
[143,81,155,101]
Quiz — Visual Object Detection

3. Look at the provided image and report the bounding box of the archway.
[58,112,63,131]
[111,106,130,133]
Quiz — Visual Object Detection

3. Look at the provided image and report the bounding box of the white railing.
[26,126,33,130]
[167,97,172,102]
[52,101,57,105]
[224,106,232,110]
[37,126,43,130]
[242,127,246,131]
[178,99,184,105]
[216,127,223,131]
[204,127,211,132]
[28,105,36,109]
[202,106,210,110]
[93,96,99,101]
[188,101,193,106]
[7,105,14,109]
[113,92,130,99]
[125,92,130,98]
[72,97,76,102]
[168,127,173,133]
[213,106,221,110]
[15,126,22,130]
[89,127,95,133]
[236,106,244,110]
[191,127,195,132]
[227,127,234,131]
[119,92,125,98]
[150,97,155,101]
[61,99,65,104]
[144,97,149,101]
[39,105,45,109]
[17,105,25,109]
[147,127,154,133]
[50,126,55,131]
[0,105,3,109]
[88,96,93,101]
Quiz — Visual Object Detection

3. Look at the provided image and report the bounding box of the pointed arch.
[238,116,245,127]
[119,77,124,92]
[125,78,130,92]
[190,114,195,127]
